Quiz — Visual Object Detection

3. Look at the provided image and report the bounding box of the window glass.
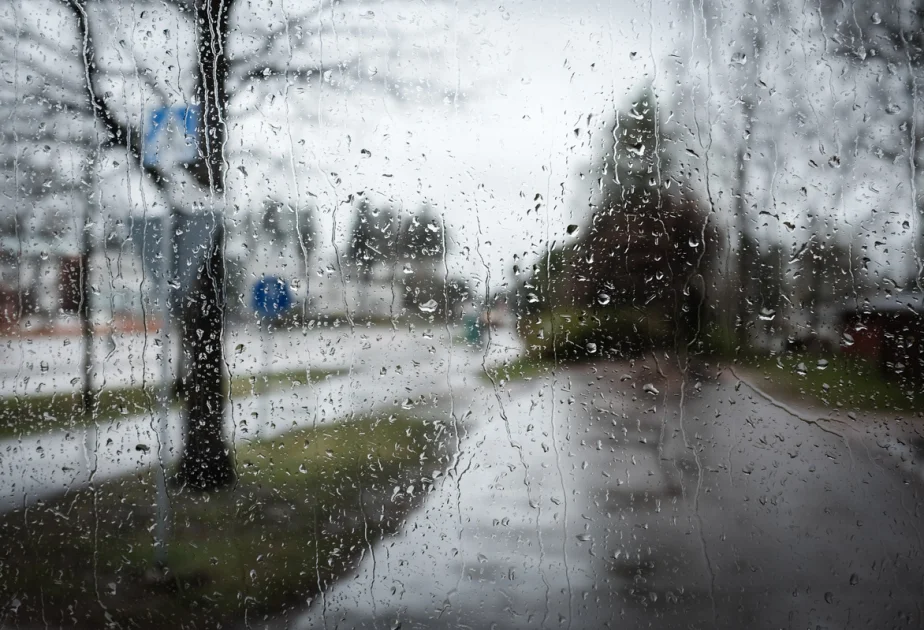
[1,0,922,627]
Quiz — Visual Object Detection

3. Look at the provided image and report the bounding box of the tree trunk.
[735,144,751,353]
[189,0,231,194]
[175,0,235,490]
[176,214,235,489]
[79,216,94,416]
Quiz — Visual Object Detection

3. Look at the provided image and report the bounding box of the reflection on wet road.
[283,359,924,629]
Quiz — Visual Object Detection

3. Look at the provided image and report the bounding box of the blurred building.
[0,201,152,334]
[839,292,924,386]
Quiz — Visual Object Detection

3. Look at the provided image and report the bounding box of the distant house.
[0,201,152,334]
[840,292,924,386]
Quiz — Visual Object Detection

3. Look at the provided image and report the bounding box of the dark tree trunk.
[189,0,231,194]
[735,144,752,353]
[176,214,235,489]
[79,220,94,416]
[175,0,235,490]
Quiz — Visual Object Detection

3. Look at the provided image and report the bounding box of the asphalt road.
[278,359,924,629]
[0,323,413,397]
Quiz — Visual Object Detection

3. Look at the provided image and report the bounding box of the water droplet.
[841,332,854,347]
[643,383,659,396]
[586,342,597,354]
[758,307,776,321]
[824,591,834,604]
[816,358,829,370]
[39,360,49,373]
[731,52,747,65]
[849,573,859,585]
[418,299,438,313]
[828,155,841,168]
[597,293,611,306]
[795,362,808,377]
[576,533,592,542]
[527,293,539,303]
[871,12,881,24]
[886,103,902,115]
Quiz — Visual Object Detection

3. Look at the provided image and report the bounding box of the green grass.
[519,307,673,362]
[481,355,558,383]
[0,366,344,439]
[746,353,919,413]
[228,366,343,399]
[0,412,453,628]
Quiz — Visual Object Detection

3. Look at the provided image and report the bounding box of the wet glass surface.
[1,0,923,627]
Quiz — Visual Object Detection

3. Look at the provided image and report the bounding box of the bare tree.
[683,0,890,350]
[0,0,456,489]
[820,0,924,287]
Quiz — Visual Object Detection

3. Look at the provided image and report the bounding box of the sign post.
[251,276,292,436]
[144,104,200,569]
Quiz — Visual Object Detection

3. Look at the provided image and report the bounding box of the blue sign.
[252,276,293,319]
[143,105,200,167]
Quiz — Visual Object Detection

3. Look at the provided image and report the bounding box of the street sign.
[143,105,200,168]
[252,276,293,319]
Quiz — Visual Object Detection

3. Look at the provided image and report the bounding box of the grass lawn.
[0,366,343,439]
[481,354,558,384]
[0,411,453,628]
[746,353,919,413]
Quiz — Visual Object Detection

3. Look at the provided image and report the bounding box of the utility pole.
[154,208,173,568]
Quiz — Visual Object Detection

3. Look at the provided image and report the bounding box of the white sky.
[220,0,669,289]
[5,0,920,290]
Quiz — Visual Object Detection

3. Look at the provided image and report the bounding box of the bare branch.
[58,0,170,191]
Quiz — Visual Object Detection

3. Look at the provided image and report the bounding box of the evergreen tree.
[520,84,716,357]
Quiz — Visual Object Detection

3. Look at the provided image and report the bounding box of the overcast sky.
[222,0,673,291]
[5,0,918,293]
[63,0,678,291]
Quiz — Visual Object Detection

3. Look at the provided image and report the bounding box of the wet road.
[0,325,519,513]
[278,359,924,629]
[0,323,423,397]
